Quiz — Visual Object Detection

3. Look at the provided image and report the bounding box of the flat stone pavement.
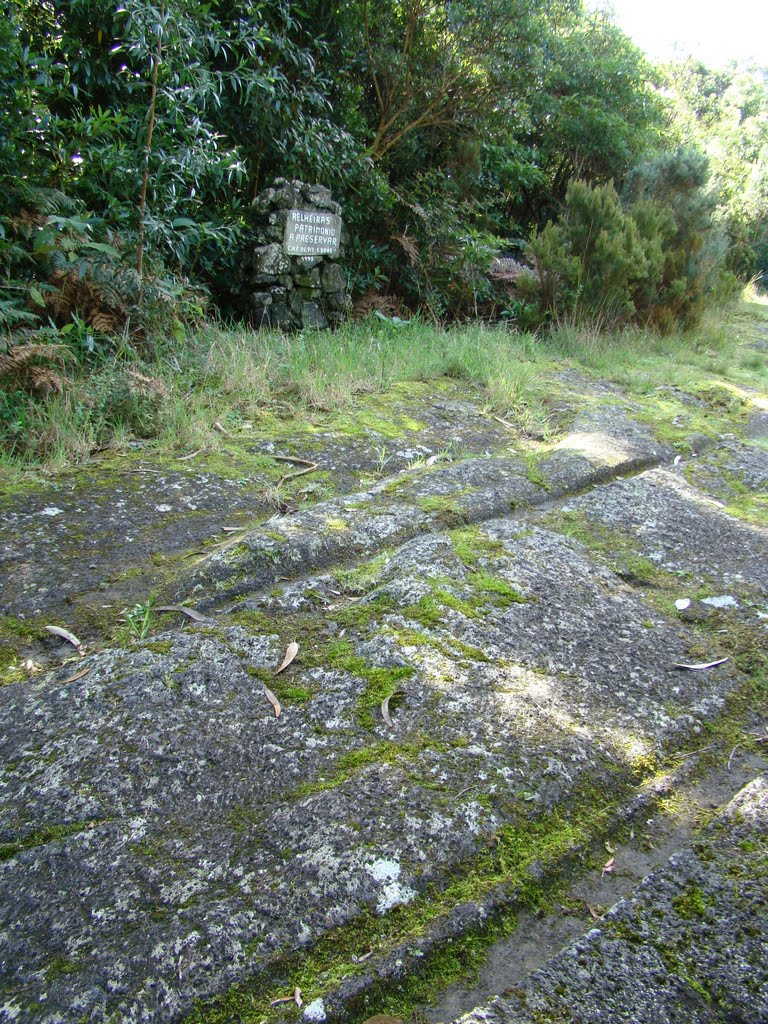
[0,372,766,1024]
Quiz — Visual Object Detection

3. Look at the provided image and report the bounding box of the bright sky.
[597,0,768,67]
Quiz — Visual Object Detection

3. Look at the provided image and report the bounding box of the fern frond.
[27,366,66,393]
[0,343,69,373]
[0,298,39,330]
[124,369,168,398]
[392,233,421,267]
[352,288,404,320]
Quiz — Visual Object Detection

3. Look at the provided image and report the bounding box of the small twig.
[351,949,374,963]
[727,743,743,770]
[177,449,202,462]
[456,784,480,798]
[493,414,517,430]
[272,455,317,467]
[278,462,319,486]
[670,743,717,761]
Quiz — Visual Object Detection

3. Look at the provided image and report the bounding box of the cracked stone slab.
[0,379,541,634]
[459,773,768,1024]
[1,397,763,1024]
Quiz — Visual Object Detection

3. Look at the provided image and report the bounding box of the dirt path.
[0,357,766,1024]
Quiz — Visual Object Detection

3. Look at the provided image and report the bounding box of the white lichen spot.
[155,503,173,513]
[366,857,416,913]
[303,998,327,1022]
[40,506,64,517]
[702,595,738,609]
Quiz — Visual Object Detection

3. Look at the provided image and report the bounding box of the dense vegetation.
[1,0,767,461]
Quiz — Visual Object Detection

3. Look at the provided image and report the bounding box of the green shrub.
[623,148,720,328]
[86,366,167,440]
[529,180,659,324]
[529,150,724,331]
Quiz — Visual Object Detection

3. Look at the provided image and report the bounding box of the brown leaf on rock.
[672,657,729,670]
[263,685,281,718]
[294,987,303,1007]
[61,667,92,684]
[381,689,406,727]
[45,625,83,651]
[274,641,299,675]
[155,605,210,623]
[602,856,616,876]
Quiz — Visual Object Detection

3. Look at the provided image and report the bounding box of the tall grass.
[3,289,766,469]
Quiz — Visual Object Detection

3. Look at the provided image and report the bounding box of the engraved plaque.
[284,209,342,257]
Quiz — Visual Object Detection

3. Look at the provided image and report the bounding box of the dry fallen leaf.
[274,641,299,675]
[61,667,92,685]
[672,657,729,670]
[604,841,616,854]
[294,987,303,1007]
[602,856,616,876]
[269,996,293,1006]
[381,689,406,727]
[263,685,281,718]
[425,454,440,467]
[45,625,83,651]
[493,415,516,430]
[222,525,246,533]
[155,605,210,623]
[352,949,374,963]
[587,904,601,920]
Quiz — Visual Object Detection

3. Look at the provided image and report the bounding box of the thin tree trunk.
[137,8,163,284]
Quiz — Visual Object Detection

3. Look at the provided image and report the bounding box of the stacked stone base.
[244,179,350,330]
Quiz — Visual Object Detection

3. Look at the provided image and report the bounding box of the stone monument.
[244,178,350,330]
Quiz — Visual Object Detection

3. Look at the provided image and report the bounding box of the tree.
[664,59,768,278]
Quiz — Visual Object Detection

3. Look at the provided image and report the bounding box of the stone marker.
[240,178,350,331]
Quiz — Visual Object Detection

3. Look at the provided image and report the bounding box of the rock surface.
[460,774,768,1024]
[0,363,766,1024]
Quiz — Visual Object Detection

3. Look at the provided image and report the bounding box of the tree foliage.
[0,0,765,344]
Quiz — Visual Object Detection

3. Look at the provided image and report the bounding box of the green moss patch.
[325,640,415,728]
[0,820,100,862]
